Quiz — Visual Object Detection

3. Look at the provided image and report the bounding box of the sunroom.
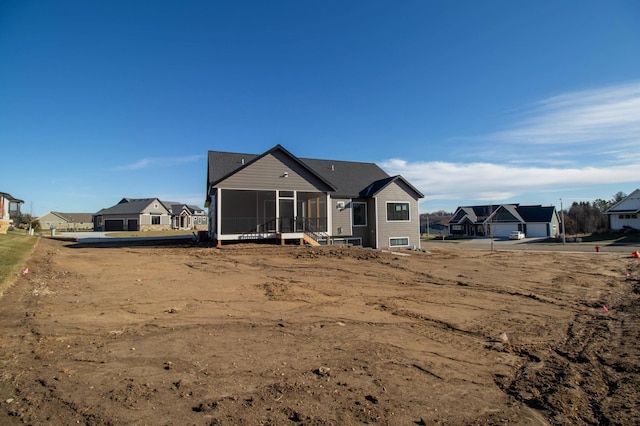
[211,189,329,242]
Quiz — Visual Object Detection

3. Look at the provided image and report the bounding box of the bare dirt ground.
[0,238,638,425]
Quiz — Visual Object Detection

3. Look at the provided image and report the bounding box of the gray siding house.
[94,198,207,232]
[205,145,424,249]
[448,204,560,238]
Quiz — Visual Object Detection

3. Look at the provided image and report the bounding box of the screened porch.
[218,189,328,237]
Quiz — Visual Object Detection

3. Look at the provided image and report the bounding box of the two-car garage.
[104,219,138,231]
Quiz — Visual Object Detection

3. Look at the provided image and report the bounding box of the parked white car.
[509,230,525,240]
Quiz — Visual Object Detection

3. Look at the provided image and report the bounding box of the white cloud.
[380,159,640,202]
[397,81,640,209]
[490,81,640,146]
[115,155,205,171]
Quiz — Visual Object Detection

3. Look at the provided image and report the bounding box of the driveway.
[57,231,194,244]
[422,237,640,254]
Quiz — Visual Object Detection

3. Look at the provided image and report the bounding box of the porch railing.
[221,216,327,236]
[293,217,328,243]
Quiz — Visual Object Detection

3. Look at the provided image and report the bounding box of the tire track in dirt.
[497,259,640,425]
[2,240,638,425]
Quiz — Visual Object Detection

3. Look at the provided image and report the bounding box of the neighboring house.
[605,189,640,231]
[205,144,424,249]
[37,212,94,231]
[421,223,447,235]
[94,198,208,232]
[0,191,23,234]
[166,203,208,231]
[448,204,560,238]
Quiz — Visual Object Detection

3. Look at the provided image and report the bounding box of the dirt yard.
[0,238,638,425]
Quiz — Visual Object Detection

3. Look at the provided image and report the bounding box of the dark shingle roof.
[97,199,205,216]
[358,175,423,199]
[50,212,94,223]
[300,158,390,198]
[0,192,24,203]
[169,204,206,215]
[207,145,423,199]
[449,204,557,224]
[96,198,161,215]
[516,205,556,222]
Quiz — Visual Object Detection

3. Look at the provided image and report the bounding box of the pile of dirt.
[0,239,637,425]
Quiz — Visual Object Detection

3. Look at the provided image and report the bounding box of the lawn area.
[0,231,37,294]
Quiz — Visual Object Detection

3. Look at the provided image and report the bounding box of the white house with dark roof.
[605,189,640,231]
[205,144,424,249]
[94,198,207,232]
[448,204,560,238]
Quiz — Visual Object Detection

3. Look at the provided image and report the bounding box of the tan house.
[37,212,94,231]
[205,145,424,249]
[93,198,207,232]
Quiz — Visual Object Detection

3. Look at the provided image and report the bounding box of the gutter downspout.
[216,188,222,241]
[326,193,332,244]
[374,196,379,249]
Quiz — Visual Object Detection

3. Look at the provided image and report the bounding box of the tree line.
[562,191,626,235]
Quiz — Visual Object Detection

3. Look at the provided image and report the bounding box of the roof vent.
[241,158,245,165]
[331,164,335,171]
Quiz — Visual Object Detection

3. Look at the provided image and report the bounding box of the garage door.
[127,219,138,231]
[105,220,124,231]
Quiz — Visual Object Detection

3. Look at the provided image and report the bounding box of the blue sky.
[1,1,639,217]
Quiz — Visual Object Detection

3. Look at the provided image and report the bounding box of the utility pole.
[489,203,494,252]
[560,198,566,244]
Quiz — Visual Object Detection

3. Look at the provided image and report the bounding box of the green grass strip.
[0,231,38,296]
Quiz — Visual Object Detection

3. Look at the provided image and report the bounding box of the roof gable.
[605,189,640,214]
[208,145,337,192]
[489,205,523,222]
[50,212,94,223]
[207,145,423,200]
[360,175,424,199]
[449,204,557,225]
[516,205,557,222]
[96,198,165,215]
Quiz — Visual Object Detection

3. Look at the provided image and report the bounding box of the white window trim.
[389,237,410,247]
[386,201,411,222]
[352,202,367,227]
[332,237,362,246]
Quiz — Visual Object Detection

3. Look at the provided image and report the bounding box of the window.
[352,202,367,226]
[390,237,409,247]
[387,202,410,221]
[151,215,160,225]
[332,238,362,246]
